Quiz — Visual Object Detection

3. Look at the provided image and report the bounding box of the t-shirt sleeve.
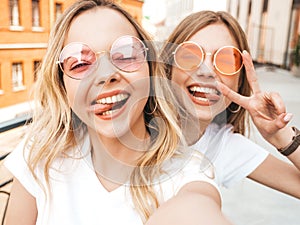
[4,138,39,197]
[219,133,269,188]
[178,157,219,192]
[159,154,220,201]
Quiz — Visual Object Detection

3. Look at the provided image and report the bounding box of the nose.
[195,54,216,79]
[92,54,120,85]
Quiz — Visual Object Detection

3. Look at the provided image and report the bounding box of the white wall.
[142,0,193,41]
[264,0,293,65]
[247,0,264,61]
[231,0,293,66]
[238,0,250,32]
[193,0,227,12]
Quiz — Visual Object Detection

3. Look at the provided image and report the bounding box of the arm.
[218,50,300,198]
[248,154,300,198]
[146,181,233,225]
[4,178,37,225]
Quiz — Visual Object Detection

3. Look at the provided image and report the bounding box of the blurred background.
[0,0,300,224]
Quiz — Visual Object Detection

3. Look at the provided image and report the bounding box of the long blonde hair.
[27,0,186,222]
[161,11,251,135]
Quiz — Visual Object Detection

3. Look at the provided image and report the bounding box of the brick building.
[0,0,77,108]
[0,0,143,112]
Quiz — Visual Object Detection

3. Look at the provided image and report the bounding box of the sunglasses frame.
[173,41,244,76]
[56,35,149,80]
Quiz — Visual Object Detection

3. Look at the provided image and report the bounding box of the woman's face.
[171,24,241,123]
[62,7,150,139]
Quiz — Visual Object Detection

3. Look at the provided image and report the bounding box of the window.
[263,0,269,13]
[9,0,20,26]
[12,63,24,91]
[32,0,41,27]
[55,3,63,21]
[33,60,41,81]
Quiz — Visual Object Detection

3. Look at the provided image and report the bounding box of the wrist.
[277,127,300,156]
[273,126,295,149]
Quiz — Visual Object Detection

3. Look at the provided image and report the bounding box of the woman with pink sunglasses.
[3,1,235,225]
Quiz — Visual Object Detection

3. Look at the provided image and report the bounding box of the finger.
[242,50,261,94]
[267,92,286,114]
[217,81,248,108]
[275,113,293,129]
[284,113,293,122]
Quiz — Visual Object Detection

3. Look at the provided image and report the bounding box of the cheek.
[63,76,81,108]
[219,74,240,92]
[171,67,188,86]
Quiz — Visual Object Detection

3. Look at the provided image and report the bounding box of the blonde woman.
[160,10,300,197]
[4,1,234,225]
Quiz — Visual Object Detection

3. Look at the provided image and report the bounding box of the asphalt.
[221,66,300,225]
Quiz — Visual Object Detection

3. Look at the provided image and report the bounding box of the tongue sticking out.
[189,86,221,102]
[193,91,208,98]
[97,97,128,115]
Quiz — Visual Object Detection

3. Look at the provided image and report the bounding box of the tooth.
[96,93,129,105]
[120,94,126,101]
[194,96,209,102]
[112,95,117,103]
[102,109,118,116]
[106,97,112,104]
[189,86,217,94]
[97,98,105,104]
[116,94,122,102]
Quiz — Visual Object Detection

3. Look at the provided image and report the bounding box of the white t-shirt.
[5,135,218,225]
[191,123,269,188]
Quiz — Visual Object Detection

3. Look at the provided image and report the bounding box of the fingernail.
[242,50,248,55]
[284,113,293,122]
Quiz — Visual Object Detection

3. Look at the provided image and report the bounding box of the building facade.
[0,0,143,111]
[0,0,76,108]
[227,0,300,68]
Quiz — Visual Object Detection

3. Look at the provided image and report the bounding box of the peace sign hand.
[217,50,293,149]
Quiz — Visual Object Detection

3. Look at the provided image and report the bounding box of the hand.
[217,50,294,148]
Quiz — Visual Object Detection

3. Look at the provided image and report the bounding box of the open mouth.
[91,92,130,117]
[188,85,221,105]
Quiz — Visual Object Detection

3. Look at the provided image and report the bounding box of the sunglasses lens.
[174,42,203,70]
[111,36,147,72]
[59,43,97,79]
[58,36,147,79]
[215,47,243,75]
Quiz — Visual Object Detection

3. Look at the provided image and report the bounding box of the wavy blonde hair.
[26,0,187,222]
[160,11,251,135]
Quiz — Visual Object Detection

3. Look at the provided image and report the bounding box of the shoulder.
[157,150,219,201]
[4,134,91,196]
[4,137,39,197]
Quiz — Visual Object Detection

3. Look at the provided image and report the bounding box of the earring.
[228,103,241,114]
[144,101,158,115]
